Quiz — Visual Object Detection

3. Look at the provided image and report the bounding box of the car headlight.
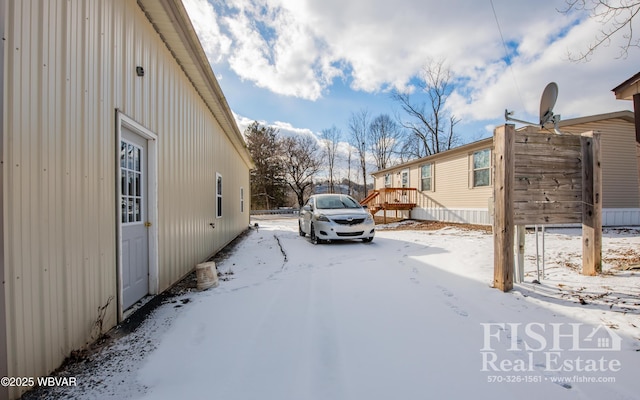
[316,214,330,222]
[366,214,374,222]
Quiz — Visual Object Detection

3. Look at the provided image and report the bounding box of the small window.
[384,174,391,187]
[472,149,491,187]
[420,164,432,191]
[216,173,223,218]
[401,170,409,188]
[240,187,244,213]
[120,140,143,224]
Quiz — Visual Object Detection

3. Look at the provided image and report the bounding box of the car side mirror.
[302,205,311,212]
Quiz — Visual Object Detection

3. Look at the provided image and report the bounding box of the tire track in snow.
[303,267,348,399]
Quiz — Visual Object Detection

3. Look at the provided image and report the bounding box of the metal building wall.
[0,0,8,397]
[3,0,250,396]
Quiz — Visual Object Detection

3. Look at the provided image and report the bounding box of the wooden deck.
[360,187,417,223]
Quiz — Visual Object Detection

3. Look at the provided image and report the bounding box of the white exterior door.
[121,127,149,310]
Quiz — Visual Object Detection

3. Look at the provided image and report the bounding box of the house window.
[472,149,491,187]
[384,174,391,187]
[240,187,244,213]
[420,164,433,191]
[216,173,223,218]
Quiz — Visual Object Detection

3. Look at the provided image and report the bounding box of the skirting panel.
[404,208,640,227]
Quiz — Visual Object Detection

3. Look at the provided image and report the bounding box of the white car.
[298,194,375,244]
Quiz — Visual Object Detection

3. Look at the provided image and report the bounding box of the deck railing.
[361,187,417,212]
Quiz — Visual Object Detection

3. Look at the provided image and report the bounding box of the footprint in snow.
[407,267,419,283]
[437,285,454,297]
[445,301,469,317]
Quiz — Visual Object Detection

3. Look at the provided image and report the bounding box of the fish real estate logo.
[480,323,623,374]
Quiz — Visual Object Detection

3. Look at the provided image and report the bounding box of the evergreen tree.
[244,121,287,209]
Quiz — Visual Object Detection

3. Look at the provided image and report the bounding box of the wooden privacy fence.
[493,124,602,292]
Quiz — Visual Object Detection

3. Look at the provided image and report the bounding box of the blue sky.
[183,0,639,170]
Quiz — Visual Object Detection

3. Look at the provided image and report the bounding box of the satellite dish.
[539,82,558,126]
[505,82,562,134]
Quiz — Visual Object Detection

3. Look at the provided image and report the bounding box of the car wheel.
[362,237,373,243]
[310,223,322,244]
[298,221,306,237]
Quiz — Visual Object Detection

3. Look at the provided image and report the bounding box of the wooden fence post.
[493,125,515,291]
[581,132,602,275]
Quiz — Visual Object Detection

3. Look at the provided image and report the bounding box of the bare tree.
[281,135,322,207]
[392,59,461,158]
[320,126,341,194]
[346,143,353,196]
[348,109,370,199]
[368,114,402,170]
[561,0,640,61]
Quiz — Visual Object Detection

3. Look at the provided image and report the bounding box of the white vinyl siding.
[559,118,640,208]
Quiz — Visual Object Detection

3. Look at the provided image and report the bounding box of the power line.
[490,0,526,112]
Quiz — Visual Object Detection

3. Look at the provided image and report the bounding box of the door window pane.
[120,142,127,168]
[121,139,144,224]
[121,199,127,223]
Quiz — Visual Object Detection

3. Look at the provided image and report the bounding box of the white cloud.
[272,121,319,141]
[234,112,379,183]
[189,0,639,147]
[182,0,231,63]
[447,10,639,126]
[196,0,342,100]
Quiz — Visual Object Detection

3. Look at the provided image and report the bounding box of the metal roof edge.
[137,0,254,169]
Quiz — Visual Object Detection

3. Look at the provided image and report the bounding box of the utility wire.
[490,0,526,113]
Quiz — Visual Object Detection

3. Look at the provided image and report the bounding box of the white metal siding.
[3,0,250,396]
[0,0,8,397]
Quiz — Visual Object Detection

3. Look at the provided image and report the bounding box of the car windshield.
[315,195,361,209]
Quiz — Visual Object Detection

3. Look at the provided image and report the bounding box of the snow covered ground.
[28,216,640,399]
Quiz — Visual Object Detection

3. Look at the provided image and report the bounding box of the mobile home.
[369,111,640,226]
